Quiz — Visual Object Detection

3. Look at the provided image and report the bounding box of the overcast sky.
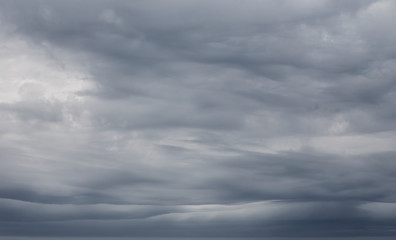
[1,0,396,238]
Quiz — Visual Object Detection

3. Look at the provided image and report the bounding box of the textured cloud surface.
[1,0,396,238]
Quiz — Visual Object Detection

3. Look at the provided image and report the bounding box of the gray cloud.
[0,0,396,238]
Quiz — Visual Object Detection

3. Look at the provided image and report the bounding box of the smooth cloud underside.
[1,0,396,238]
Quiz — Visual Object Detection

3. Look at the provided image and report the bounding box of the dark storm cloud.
[207,150,396,203]
[2,0,393,132]
[1,0,396,238]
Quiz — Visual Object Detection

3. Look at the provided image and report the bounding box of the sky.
[0,0,396,238]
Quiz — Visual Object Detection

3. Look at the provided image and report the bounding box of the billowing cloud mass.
[1,0,396,238]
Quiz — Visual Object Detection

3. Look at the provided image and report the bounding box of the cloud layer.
[1,0,396,238]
